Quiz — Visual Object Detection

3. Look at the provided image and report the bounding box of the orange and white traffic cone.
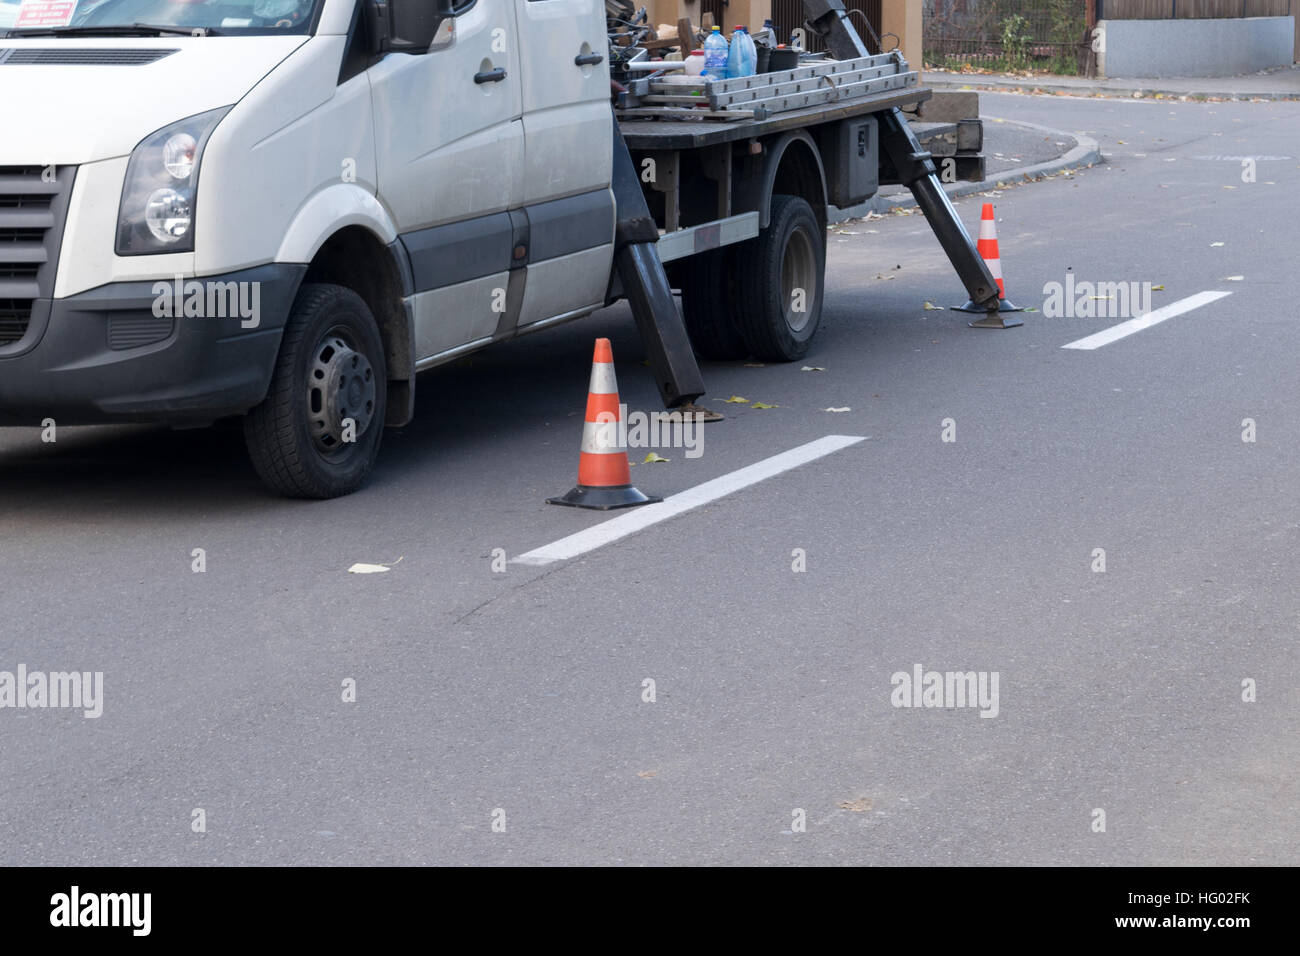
[955,203,1023,328]
[548,338,662,511]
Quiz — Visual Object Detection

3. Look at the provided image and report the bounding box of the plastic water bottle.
[727,26,757,78]
[741,28,758,75]
[703,26,729,80]
[723,27,740,78]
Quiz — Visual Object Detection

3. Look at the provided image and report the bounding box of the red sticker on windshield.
[15,1,78,28]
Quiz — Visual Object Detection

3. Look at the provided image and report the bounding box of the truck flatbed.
[618,87,932,151]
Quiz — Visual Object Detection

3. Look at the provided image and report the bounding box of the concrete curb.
[922,75,1300,102]
[830,118,1102,223]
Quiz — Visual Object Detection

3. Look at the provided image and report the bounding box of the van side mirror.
[371,0,467,54]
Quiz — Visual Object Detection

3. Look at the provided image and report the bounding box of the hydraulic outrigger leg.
[802,0,1019,328]
[878,108,1018,328]
[609,118,707,406]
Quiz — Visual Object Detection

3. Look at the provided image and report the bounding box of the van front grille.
[0,299,31,346]
[0,165,75,350]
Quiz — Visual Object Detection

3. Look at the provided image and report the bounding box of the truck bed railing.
[619,51,918,122]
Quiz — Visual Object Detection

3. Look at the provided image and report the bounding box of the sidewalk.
[830,117,1100,222]
[922,65,1300,101]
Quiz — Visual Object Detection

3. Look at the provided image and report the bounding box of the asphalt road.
[1,92,1296,865]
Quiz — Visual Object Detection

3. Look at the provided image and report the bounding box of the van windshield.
[1,0,323,35]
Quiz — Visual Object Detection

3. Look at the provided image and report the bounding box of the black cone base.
[547,484,663,511]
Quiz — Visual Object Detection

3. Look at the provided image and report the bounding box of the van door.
[512,0,615,328]
[369,1,525,364]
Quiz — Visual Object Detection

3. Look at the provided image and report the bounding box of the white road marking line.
[1060,290,1232,350]
[513,434,867,566]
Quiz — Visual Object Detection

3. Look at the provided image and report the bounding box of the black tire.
[243,283,387,499]
[733,194,826,362]
[680,247,749,360]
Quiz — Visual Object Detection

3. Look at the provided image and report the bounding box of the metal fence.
[923,0,1292,72]
[923,0,1088,71]
[770,0,885,53]
[1099,0,1289,15]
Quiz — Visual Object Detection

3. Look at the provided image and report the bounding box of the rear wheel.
[733,193,825,362]
[243,283,386,499]
[679,247,749,360]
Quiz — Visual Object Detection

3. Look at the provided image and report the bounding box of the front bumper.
[0,264,306,426]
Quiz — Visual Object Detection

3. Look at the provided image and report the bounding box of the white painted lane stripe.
[1060,290,1232,350]
[513,434,867,566]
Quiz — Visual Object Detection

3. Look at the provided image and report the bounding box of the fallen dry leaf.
[751,401,779,409]
[722,395,750,403]
[349,557,403,574]
[643,452,671,463]
[837,797,873,812]
[923,301,946,311]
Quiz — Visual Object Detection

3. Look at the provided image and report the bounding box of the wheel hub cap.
[308,334,376,452]
[782,228,817,334]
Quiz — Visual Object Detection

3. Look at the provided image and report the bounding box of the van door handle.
[474,67,507,84]
[574,53,604,66]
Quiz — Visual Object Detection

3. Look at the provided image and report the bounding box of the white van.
[1,0,616,496]
[2,0,987,498]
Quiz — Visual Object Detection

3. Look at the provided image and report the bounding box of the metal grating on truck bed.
[617,87,931,150]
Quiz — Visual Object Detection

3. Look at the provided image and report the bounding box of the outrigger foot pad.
[966,306,1024,329]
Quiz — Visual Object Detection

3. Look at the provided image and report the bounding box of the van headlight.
[116,107,230,256]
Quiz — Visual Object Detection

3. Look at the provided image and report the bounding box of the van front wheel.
[244,283,387,499]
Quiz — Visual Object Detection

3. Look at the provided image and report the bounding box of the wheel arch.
[301,226,415,427]
[736,130,829,234]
